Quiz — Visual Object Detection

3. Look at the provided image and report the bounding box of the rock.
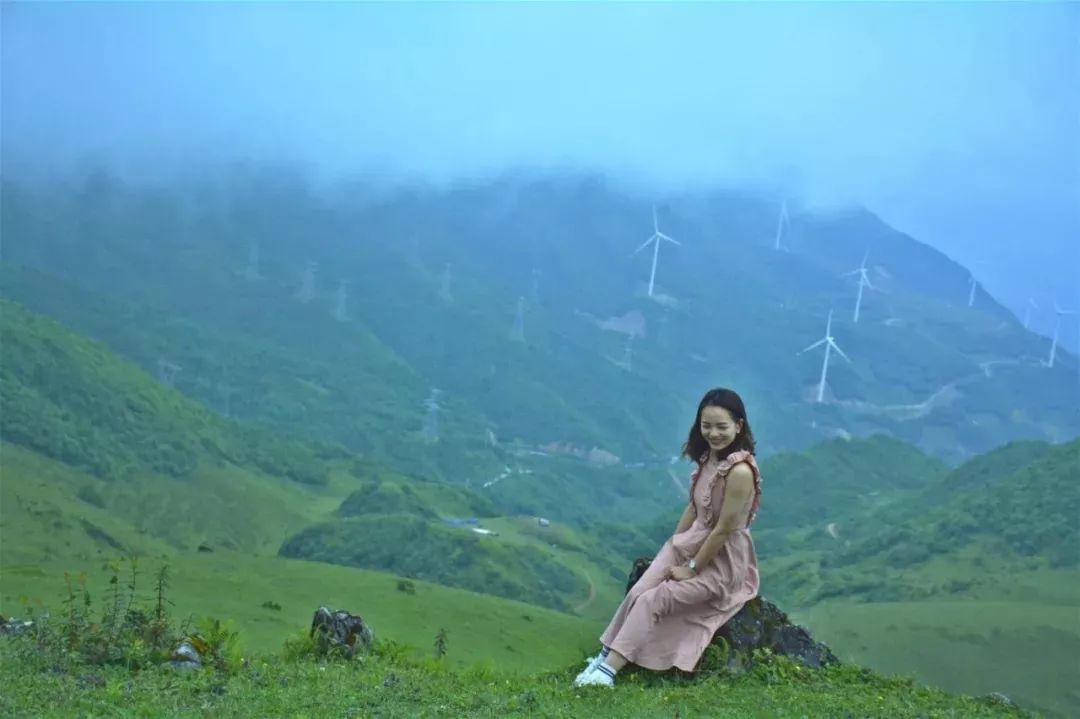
[712,596,839,671]
[980,692,1016,708]
[168,639,203,671]
[624,557,838,672]
[309,606,374,659]
[0,616,34,636]
[625,557,652,595]
[78,673,106,688]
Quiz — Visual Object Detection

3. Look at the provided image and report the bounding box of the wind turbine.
[634,206,680,297]
[440,263,453,302]
[333,280,349,322]
[798,310,851,403]
[511,296,526,343]
[843,250,875,323]
[774,199,790,251]
[296,261,317,303]
[1023,297,1039,330]
[422,388,442,442]
[1046,302,1075,368]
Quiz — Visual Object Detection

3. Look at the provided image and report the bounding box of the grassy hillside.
[3,172,1077,480]
[754,438,1080,717]
[0,302,628,616]
[822,438,1080,581]
[279,514,590,613]
[753,434,949,532]
[0,298,348,486]
[0,642,1031,718]
[0,264,500,483]
[0,443,605,671]
[794,600,1079,719]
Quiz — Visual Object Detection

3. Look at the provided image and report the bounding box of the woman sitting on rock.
[575,387,762,687]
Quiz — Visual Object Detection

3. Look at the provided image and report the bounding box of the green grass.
[0,551,599,674]
[793,600,1080,719]
[0,444,612,670]
[0,638,1032,718]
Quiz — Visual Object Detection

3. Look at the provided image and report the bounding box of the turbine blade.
[633,235,656,255]
[658,232,680,245]
[799,338,827,354]
[831,341,851,363]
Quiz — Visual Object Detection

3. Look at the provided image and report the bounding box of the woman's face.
[700,405,742,454]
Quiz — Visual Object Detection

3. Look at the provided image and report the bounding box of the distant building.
[536,517,551,528]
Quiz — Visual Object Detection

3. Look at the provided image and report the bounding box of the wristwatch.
[687,559,698,574]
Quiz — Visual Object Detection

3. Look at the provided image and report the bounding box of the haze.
[2,1,1078,342]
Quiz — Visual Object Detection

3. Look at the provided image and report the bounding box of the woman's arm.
[673,501,696,535]
[689,463,754,569]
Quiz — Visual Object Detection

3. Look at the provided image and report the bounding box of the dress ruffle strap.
[689,450,762,527]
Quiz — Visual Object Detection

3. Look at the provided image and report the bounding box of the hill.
[2,171,1077,488]
[0,302,625,617]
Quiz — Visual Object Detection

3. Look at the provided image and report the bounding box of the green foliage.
[279,514,587,612]
[10,558,180,672]
[0,637,1033,718]
[754,434,949,533]
[0,299,344,486]
[4,172,1077,528]
[826,438,1080,580]
[337,478,497,519]
[433,628,448,660]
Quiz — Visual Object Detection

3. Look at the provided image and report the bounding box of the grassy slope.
[4,176,1078,476]
[793,600,1079,719]
[756,439,1080,718]
[0,446,600,672]
[0,650,1031,719]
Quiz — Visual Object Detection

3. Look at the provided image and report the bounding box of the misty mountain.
[2,170,1077,484]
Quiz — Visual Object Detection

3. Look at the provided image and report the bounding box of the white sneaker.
[574,653,604,684]
[574,666,615,688]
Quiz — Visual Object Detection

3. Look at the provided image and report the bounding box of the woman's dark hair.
[681,388,756,463]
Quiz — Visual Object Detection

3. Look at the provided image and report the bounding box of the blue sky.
[3,1,1078,342]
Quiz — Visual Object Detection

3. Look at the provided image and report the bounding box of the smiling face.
[699,405,743,455]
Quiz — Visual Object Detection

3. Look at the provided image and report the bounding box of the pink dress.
[599,449,762,672]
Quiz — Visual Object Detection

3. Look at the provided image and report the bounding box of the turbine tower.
[1023,297,1039,330]
[1046,302,1075,368]
[967,272,979,308]
[422,389,442,442]
[334,280,349,322]
[440,263,453,303]
[511,296,526,342]
[296,261,317,303]
[531,267,541,305]
[615,335,634,372]
[798,310,851,403]
[157,359,182,387]
[634,206,680,297]
[242,241,262,281]
[843,250,875,323]
[774,199,790,251]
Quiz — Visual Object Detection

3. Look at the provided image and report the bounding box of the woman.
[574,388,762,687]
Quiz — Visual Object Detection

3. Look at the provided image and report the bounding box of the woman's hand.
[665,565,697,582]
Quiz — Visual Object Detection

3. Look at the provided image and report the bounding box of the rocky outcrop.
[625,558,838,672]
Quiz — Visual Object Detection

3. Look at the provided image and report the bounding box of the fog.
[2,1,1078,339]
